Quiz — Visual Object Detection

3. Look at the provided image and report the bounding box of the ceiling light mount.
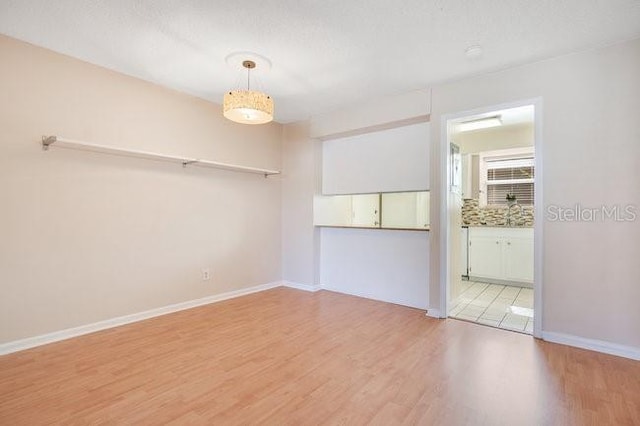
[225,52,272,74]
[223,53,274,125]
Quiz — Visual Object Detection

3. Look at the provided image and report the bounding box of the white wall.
[323,122,430,194]
[319,123,431,308]
[310,89,431,140]
[429,37,640,349]
[0,35,283,343]
[320,228,429,309]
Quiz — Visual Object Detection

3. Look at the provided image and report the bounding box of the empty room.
[1,1,639,424]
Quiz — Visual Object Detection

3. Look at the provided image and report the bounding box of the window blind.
[487,183,534,205]
[486,156,534,206]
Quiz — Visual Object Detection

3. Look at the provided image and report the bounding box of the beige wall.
[0,35,283,343]
[430,38,640,348]
[281,122,321,286]
[3,32,639,353]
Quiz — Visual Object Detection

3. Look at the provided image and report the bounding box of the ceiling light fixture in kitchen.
[458,116,502,132]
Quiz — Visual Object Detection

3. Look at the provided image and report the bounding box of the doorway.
[439,99,543,337]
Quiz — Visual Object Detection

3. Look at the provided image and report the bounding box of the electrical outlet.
[202,268,211,281]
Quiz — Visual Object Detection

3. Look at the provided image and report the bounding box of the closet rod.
[41,136,280,177]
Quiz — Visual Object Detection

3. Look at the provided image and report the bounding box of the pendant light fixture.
[223,59,274,125]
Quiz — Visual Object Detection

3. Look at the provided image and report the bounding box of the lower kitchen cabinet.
[468,227,533,284]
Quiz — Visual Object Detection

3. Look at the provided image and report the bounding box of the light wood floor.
[1,288,639,425]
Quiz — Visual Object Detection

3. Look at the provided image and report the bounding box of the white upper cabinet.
[315,191,428,230]
[314,194,380,228]
[416,191,431,228]
[381,191,430,229]
[351,194,380,228]
[313,195,353,227]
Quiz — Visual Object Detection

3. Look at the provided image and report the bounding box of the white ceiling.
[1,0,640,123]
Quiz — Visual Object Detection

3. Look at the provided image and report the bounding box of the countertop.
[463,224,533,228]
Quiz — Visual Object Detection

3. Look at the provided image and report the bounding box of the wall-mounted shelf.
[41,136,280,177]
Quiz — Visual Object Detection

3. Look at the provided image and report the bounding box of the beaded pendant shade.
[223,60,274,125]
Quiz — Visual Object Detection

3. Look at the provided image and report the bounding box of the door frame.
[438,97,543,338]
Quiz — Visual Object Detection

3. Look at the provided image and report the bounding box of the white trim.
[438,117,450,318]
[426,309,442,319]
[439,98,544,339]
[321,284,427,310]
[283,281,322,292]
[542,331,640,361]
[0,281,282,356]
[532,99,544,339]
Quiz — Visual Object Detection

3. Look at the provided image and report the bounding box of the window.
[479,149,534,206]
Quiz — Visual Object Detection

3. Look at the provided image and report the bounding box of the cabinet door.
[415,191,430,228]
[380,191,430,229]
[504,236,534,283]
[468,235,502,280]
[381,192,417,228]
[351,193,380,227]
[313,195,352,226]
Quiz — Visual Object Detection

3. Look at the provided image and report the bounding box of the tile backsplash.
[462,198,534,227]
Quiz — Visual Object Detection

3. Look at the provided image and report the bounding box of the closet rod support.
[42,135,57,151]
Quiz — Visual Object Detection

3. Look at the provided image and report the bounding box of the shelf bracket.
[42,135,57,151]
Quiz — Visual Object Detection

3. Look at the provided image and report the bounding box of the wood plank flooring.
[1,287,639,425]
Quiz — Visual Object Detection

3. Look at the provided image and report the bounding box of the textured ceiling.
[1,0,640,123]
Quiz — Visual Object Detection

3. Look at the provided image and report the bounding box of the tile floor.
[449,281,534,334]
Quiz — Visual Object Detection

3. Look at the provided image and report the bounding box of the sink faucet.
[506,203,522,226]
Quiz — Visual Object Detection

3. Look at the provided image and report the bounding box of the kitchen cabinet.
[468,227,533,284]
[351,194,380,227]
[313,195,353,227]
[314,194,380,228]
[503,233,535,282]
[380,191,430,229]
[314,191,429,230]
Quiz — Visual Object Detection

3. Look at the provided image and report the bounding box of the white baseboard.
[282,281,322,292]
[542,331,640,361]
[321,284,427,310]
[0,281,282,356]
[426,308,442,319]
[16,284,636,362]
